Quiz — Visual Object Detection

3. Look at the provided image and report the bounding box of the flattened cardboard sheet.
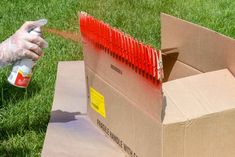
[41,61,125,157]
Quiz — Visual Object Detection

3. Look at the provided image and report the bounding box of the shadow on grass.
[0,146,31,157]
[0,80,41,108]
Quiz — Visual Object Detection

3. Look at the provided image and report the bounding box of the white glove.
[0,19,48,67]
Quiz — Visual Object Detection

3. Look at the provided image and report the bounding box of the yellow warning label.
[90,87,106,118]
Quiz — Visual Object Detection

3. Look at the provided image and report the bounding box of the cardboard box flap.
[161,13,235,78]
[163,69,235,124]
[163,54,202,81]
[51,61,87,113]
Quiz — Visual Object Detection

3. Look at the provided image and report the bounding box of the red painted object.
[79,12,163,83]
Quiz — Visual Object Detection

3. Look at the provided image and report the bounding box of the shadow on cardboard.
[50,110,82,123]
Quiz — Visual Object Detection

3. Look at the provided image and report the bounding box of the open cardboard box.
[82,13,235,157]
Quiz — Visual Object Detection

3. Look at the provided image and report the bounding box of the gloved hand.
[0,19,48,67]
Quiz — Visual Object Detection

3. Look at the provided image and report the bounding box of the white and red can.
[7,59,34,88]
[8,22,46,88]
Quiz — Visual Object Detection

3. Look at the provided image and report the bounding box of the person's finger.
[22,49,40,61]
[25,34,48,48]
[24,41,43,56]
[20,19,47,32]
[20,21,38,32]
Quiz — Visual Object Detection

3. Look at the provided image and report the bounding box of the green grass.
[0,0,235,156]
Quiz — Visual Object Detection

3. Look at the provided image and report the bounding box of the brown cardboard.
[161,13,235,78]
[85,66,162,157]
[41,61,126,157]
[82,13,235,157]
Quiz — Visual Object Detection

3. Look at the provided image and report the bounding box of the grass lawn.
[0,0,235,156]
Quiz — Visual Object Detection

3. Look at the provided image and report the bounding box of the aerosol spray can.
[7,19,47,88]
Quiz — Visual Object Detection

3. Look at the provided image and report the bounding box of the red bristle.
[122,34,127,61]
[106,25,109,50]
[143,45,147,74]
[121,32,124,60]
[135,41,139,70]
[140,43,145,72]
[90,18,93,42]
[144,45,149,75]
[101,24,104,48]
[104,24,108,48]
[103,23,106,48]
[98,21,102,46]
[126,36,130,62]
[131,38,135,66]
[101,22,104,47]
[84,16,88,37]
[125,35,130,63]
[150,47,154,77]
[93,18,96,43]
[132,39,136,67]
[99,21,102,45]
[108,27,112,52]
[111,29,115,55]
[115,30,119,57]
[93,18,97,43]
[146,46,151,76]
[136,42,140,71]
[137,42,141,71]
[98,20,102,45]
[128,37,134,66]
[104,24,107,48]
[114,29,118,57]
[89,16,93,41]
[121,32,126,61]
[131,39,136,68]
[148,46,153,76]
[118,31,122,58]
[92,18,96,42]
[104,24,108,49]
[111,29,115,56]
[136,41,140,69]
[110,29,113,52]
[120,33,125,61]
[116,30,120,57]
[126,36,130,64]
[88,17,92,40]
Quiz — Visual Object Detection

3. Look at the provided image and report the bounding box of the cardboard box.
[82,13,235,157]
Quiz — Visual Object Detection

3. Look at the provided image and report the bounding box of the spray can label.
[14,69,32,87]
[8,64,32,88]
